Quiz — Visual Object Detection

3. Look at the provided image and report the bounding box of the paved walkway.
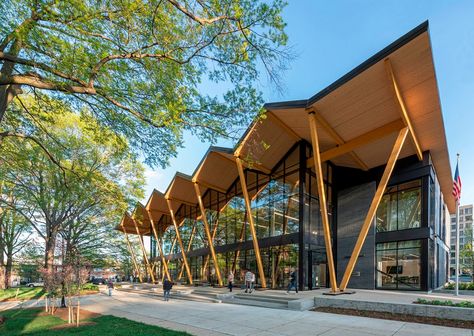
[1,290,473,336]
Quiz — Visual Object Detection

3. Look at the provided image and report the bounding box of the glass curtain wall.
[376,179,422,232]
[376,240,421,289]
[159,141,332,289]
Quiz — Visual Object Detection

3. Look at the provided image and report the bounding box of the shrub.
[415,298,474,308]
[82,283,99,291]
[444,282,474,290]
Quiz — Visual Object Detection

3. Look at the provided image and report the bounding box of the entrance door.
[308,250,327,289]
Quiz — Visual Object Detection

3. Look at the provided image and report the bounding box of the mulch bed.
[39,307,101,321]
[313,307,474,329]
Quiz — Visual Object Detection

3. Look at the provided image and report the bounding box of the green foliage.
[415,298,474,308]
[0,308,191,335]
[1,0,289,167]
[444,282,474,290]
[81,283,99,291]
[0,94,145,269]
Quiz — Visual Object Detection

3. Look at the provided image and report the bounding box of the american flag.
[453,161,462,201]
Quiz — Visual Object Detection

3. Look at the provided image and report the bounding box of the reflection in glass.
[376,240,421,290]
[377,180,421,232]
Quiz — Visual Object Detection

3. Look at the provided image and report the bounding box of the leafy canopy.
[0,0,289,167]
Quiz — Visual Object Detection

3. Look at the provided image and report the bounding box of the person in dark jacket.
[107,280,114,296]
[163,278,173,301]
[286,268,298,294]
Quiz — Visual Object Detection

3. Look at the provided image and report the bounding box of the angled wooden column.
[339,127,409,291]
[385,58,422,160]
[178,221,196,280]
[236,157,267,288]
[146,211,171,281]
[132,219,156,283]
[202,214,220,278]
[166,199,193,285]
[308,111,339,292]
[121,224,143,282]
[194,183,223,286]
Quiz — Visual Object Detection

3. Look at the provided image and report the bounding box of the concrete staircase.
[117,285,314,310]
[117,285,221,303]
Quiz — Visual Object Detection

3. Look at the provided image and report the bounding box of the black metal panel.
[375,227,430,243]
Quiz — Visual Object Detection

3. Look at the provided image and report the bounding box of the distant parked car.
[90,278,106,285]
[26,281,44,288]
[449,274,473,283]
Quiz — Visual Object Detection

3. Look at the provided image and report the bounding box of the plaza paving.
[3,289,472,336]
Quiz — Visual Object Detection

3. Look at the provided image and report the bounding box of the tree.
[460,227,474,280]
[1,0,289,167]
[0,95,145,274]
[0,206,32,288]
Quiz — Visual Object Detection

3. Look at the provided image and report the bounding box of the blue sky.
[143,1,474,208]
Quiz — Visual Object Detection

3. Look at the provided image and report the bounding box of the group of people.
[226,269,255,293]
[106,268,298,300]
[226,268,298,294]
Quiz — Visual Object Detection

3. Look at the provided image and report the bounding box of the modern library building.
[118,21,453,292]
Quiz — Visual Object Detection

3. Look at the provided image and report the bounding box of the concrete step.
[227,297,288,310]
[233,293,295,304]
[117,287,221,303]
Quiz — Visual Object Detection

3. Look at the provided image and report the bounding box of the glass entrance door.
[308,250,327,289]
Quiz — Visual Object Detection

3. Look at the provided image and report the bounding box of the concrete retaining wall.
[314,297,474,321]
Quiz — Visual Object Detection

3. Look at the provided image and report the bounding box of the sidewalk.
[79,289,474,336]
[2,289,473,335]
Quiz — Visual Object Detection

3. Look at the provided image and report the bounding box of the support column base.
[322,290,356,296]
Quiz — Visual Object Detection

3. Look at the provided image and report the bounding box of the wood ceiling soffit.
[306,107,369,170]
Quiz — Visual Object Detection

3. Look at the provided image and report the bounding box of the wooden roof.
[116,211,150,235]
[192,147,237,194]
[117,21,454,237]
[252,21,454,212]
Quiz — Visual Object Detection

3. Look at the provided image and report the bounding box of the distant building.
[450,204,473,274]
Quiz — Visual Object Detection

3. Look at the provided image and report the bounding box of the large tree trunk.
[4,252,12,289]
[0,39,22,125]
[0,214,5,289]
[44,234,57,273]
[0,266,5,290]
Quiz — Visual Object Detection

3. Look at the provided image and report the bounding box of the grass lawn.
[0,288,45,302]
[0,284,100,302]
[0,308,191,335]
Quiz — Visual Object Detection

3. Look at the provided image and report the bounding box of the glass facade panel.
[376,240,421,290]
[377,180,421,232]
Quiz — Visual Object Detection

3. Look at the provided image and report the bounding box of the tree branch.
[166,0,236,25]
[0,51,88,86]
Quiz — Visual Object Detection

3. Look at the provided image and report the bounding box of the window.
[465,208,472,215]
[465,215,472,222]
[377,180,421,232]
[376,240,421,290]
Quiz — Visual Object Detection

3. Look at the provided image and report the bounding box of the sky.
[142,0,474,208]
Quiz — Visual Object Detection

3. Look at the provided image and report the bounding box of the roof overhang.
[246,21,454,212]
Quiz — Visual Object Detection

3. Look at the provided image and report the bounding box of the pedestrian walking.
[107,279,114,296]
[245,270,254,293]
[163,278,173,301]
[286,268,298,294]
[228,271,234,292]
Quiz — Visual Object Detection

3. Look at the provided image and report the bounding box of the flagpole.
[455,153,460,296]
